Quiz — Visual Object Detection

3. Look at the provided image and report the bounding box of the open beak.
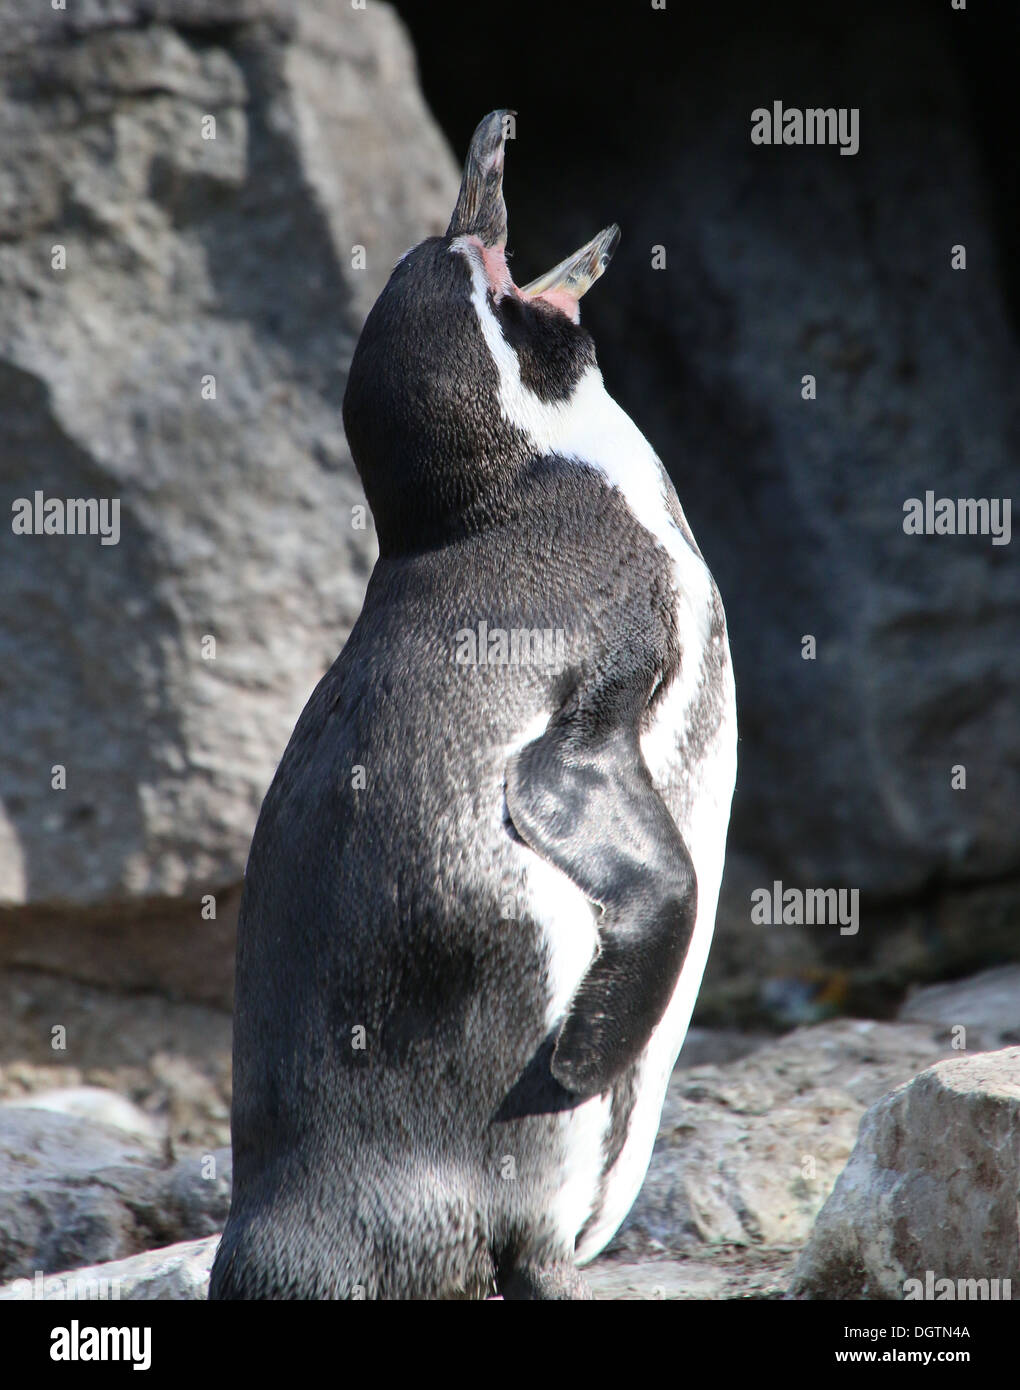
[446,110,513,248]
[448,110,620,314]
[520,224,621,304]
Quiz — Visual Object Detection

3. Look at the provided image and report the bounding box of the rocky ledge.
[1,967,1016,1299]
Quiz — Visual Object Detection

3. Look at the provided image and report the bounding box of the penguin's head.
[342,110,619,555]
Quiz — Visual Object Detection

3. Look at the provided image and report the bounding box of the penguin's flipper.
[505,717,697,1099]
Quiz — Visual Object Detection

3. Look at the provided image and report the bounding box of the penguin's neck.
[463,256,686,573]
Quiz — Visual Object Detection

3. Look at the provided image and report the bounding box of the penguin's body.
[210,113,736,1301]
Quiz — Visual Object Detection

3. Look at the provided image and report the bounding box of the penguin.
[209,110,737,1301]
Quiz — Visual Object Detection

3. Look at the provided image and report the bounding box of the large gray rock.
[897,966,1020,1051]
[0,2,458,929]
[0,1107,162,1280]
[792,1047,1020,1299]
[611,1019,952,1257]
[0,1104,230,1281]
[0,1235,219,1301]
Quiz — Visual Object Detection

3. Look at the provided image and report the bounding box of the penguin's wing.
[505,701,697,1099]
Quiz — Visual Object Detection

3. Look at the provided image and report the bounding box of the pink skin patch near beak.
[532,286,582,321]
[468,236,581,324]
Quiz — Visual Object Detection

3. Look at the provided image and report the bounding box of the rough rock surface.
[1,1085,166,1143]
[791,1047,1020,1299]
[0,1236,794,1301]
[0,1104,230,1281]
[0,0,458,933]
[0,969,232,1150]
[0,1235,219,1302]
[610,1019,954,1257]
[897,966,1020,1051]
[0,1012,1009,1299]
[588,1249,793,1301]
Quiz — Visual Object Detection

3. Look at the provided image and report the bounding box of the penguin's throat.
[465,235,580,324]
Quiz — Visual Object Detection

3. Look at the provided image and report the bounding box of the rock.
[148,1053,230,1151]
[0,1107,163,1281]
[0,1,280,58]
[0,1086,165,1143]
[0,1,459,993]
[3,1018,1003,1299]
[587,1250,793,1301]
[0,896,243,1011]
[0,969,232,1151]
[611,1019,953,1257]
[0,1017,957,1286]
[673,1028,772,1070]
[161,1148,232,1239]
[0,1106,231,1281]
[0,1235,220,1301]
[0,1234,791,1301]
[897,966,1020,1051]
[791,1047,1020,1299]
[0,0,1013,1019]
[589,1259,718,1301]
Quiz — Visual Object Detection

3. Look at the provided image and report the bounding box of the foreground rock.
[588,1249,792,1301]
[792,1047,1020,1299]
[0,1234,793,1302]
[0,1017,963,1292]
[897,966,1020,1052]
[0,1,458,999]
[0,969,232,1151]
[5,1019,1008,1300]
[0,1236,218,1302]
[0,1105,230,1282]
[611,1019,952,1256]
